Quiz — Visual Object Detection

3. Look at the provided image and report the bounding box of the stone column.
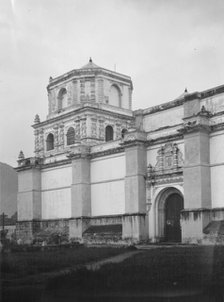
[16,160,42,243]
[181,93,211,243]
[121,130,148,243]
[69,145,91,241]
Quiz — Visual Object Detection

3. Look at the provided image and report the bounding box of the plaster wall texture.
[184,132,210,166]
[71,157,91,217]
[18,168,41,192]
[42,188,71,219]
[18,169,41,221]
[91,154,125,183]
[184,131,211,209]
[210,132,224,164]
[181,216,204,242]
[41,166,72,190]
[125,145,147,213]
[147,146,159,167]
[18,192,33,221]
[210,128,224,208]
[201,92,224,114]
[122,215,147,241]
[91,179,125,216]
[40,166,72,219]
[143,106,183,132]
[181,210,211,243]
[210,166,224,208]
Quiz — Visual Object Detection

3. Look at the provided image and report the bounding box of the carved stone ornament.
[147,143,183,178]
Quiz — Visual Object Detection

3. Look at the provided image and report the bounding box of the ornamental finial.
[34,114,40,124]
[18,150,25,160]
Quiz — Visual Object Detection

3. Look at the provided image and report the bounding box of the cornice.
[47,68,132,89]
[146,133,183,146]
[33,105,134,129]
[91,146,124,159]
[179,124,211,135]
[211,122,224,132]
[142,98,184,116]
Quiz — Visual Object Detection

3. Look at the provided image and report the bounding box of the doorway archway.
[164,193,183,242]
[156,187,183,242]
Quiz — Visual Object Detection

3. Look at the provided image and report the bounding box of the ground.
[1,245,224,301]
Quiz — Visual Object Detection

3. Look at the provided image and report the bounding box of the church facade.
[16,59,224,244]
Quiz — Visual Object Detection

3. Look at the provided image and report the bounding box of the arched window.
[58,88,67,110]
[109,85,121,107]
[66,127,75,145]
[105,125,114,142]
[121,128,127,138]
[46,133,54,151]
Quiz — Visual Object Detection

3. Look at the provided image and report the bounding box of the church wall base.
[16,214,148,245]
[181,208,224,244]
[16,221,41,244]
[122,213,148,244]
[16,219,70,244]
[181,208,211,244]
[69,217,91,243]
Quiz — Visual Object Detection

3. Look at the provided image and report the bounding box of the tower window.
[109,85,121,107]
[46,133,54,151]
[105,125,114,142]
[66,127,75,145]
[58,88,67,110]
[121,128,127,138]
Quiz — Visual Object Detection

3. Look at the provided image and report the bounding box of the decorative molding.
[33,105,133,129]
[146,133,183,146]
[147,142,183,186]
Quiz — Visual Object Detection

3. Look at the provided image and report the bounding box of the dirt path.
[86,250,141,270]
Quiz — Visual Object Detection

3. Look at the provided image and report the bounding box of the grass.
[0,245,127,279]
[2,245,224,301]
[47,246,224,293]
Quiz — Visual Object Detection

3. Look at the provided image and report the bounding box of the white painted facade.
[16,60,224,245]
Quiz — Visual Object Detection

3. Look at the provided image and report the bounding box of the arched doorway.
[156,187,183,242]
[164,193,183,242]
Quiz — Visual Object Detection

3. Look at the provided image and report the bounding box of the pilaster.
[69,145,91,240]
[181,93,212,242]
[121,130,148,241]
[16,158,42,242]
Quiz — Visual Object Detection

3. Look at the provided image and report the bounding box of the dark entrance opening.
[164,193,183,242]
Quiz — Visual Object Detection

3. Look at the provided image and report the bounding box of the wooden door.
[165,193,183,242]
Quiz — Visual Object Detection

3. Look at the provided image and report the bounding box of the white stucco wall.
[210,131,224,208]
[91,154,125,216]
[147,146,160,167]
[210,132,224,165]
[91,180,125,216]
[91,154,125,182]
[41,166,72,219]
[42,188,71,219]
[41,166,72,190]
[143,106,183,132]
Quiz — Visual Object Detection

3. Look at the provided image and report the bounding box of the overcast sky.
[1,0,224,166]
